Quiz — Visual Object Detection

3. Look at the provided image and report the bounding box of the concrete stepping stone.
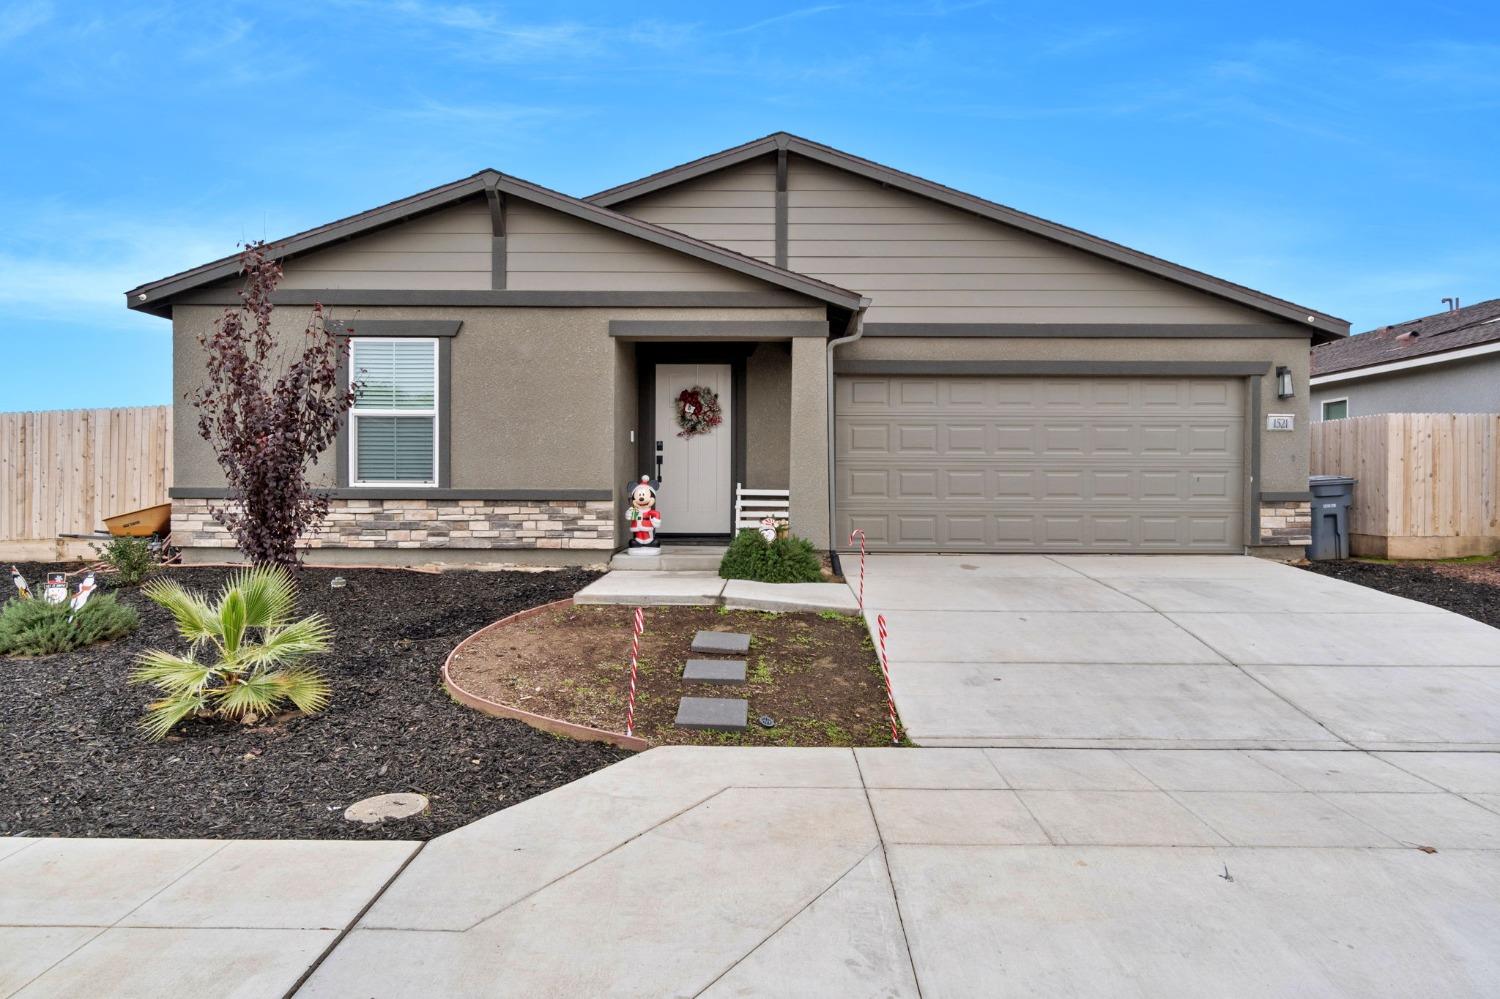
[692,630,750,654]
[676,696,749,731]
[682,659,747,685]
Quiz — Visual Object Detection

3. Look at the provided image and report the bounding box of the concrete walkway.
[6,748,1500,996]
[861,554,1500,750]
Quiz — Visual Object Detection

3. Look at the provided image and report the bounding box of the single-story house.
[126,133,1348,564]
[1311,298,1500,421]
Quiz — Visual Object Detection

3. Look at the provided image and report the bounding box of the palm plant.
[131,566,333,740]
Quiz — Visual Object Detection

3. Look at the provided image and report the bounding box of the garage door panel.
[836,375,1245,552]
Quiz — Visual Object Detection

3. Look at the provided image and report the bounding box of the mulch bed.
[1301,557,1500,629]
[447,604,895,747]
[0,563,628,841]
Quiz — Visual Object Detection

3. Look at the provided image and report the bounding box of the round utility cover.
[344,792,428,824]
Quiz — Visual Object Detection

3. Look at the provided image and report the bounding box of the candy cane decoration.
[875,613,901,744]
[848,528,867,610]
[626,606,644,738]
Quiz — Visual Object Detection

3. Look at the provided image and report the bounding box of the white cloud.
[722,5,843,36]
[0,0,52,45]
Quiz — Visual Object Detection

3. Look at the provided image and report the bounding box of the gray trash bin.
[1307,475,1356,560]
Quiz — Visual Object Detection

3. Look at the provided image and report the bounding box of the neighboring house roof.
[588,131,1349,340]
[124,169,868,316]
[1311,298,1500,379]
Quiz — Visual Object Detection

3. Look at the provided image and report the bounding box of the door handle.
[655,441,663,483]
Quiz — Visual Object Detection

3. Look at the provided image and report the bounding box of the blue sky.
[1,0,1497,410]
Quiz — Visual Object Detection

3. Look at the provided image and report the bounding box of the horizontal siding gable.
[613,155,777,262]
[276,190,782,295]
[785,157,1266,324]
[280,198,492,290]
[506,199,771,292]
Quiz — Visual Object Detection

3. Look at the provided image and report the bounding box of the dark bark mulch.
[0,563,628,841]
[1300,558,1500,629]
[448,604,895,747]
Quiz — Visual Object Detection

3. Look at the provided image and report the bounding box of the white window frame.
[1320,397,1349,421]
[348,337,440,487]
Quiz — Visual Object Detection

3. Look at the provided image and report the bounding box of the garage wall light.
[1275,366,1295,399]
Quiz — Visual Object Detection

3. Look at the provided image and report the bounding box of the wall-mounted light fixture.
[1275,366,1294,399]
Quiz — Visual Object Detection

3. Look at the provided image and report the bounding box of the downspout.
[826,299,871,558]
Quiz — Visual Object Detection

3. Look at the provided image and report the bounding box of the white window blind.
[350,339,438,484]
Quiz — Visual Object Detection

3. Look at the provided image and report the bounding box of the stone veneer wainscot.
[172,497,615,551]
[1258,499,1312,546]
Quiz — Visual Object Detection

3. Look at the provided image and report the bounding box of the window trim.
[348,336,441,488]
[1320,397,1349,421]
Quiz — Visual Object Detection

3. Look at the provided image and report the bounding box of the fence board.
[0,406,172,547]
[1312,413,1500,558]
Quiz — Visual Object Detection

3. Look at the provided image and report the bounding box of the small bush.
[92,536,157,585]
[0,595,139,656]
[718,529,824,584]
[132,566,332,740]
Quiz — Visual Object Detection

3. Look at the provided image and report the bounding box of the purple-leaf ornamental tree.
[191,242,356,568]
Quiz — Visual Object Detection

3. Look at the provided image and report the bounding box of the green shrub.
[92,536,157,585]
[0,594,139,656]
[131,566,332,740]
[718,529,824,583]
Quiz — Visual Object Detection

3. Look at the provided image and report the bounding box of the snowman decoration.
[625,476,662,555]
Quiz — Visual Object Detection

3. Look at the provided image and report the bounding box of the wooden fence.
[1310,413,1500,558]
[0,406,173,559]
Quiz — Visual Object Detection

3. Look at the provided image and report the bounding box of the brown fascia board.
[124,165,866,316]
[588,132,1350,340]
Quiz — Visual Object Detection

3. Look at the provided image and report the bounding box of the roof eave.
[589,132,1350,338]
[124,164,864,315]
[125,173,495,314]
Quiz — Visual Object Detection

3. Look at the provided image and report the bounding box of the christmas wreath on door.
[674,385,723,439]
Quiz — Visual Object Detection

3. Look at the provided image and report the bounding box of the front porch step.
[675,696,749,732]
[609,546,727,572]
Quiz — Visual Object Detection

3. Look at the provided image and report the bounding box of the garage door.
[835,375,1245,552]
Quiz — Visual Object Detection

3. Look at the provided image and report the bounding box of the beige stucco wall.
[840,334,1314,494]
[789,336,831,547]
[745,343,792,489]
[172,302,824,539]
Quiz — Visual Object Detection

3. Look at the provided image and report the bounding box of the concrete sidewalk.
[0,838,417,997]
[6,748,1500,997]
[860,554,1500,750]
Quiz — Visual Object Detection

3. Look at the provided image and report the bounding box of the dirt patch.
[1301,557,1500,629]
[447,604,894,747]
[0,562,627,840]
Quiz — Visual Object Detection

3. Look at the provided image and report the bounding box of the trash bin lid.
[1309,475,1357,485]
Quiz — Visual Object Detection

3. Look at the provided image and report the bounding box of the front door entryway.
[654,363,732,534]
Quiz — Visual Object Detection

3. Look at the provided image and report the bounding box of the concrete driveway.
[862,554,1500,751]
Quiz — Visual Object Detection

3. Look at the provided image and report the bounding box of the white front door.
[654,363,732,534]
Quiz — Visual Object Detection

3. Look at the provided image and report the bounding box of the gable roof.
[1311,298,1500,378]
[588,131,1349,340]
[124,169,867,316]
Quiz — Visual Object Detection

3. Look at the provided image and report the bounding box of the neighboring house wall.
[280,200,493,290]
[1311,353,1500,421]
[615,155,777,261]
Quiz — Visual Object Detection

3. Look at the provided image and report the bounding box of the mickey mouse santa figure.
[625,476,662,555]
